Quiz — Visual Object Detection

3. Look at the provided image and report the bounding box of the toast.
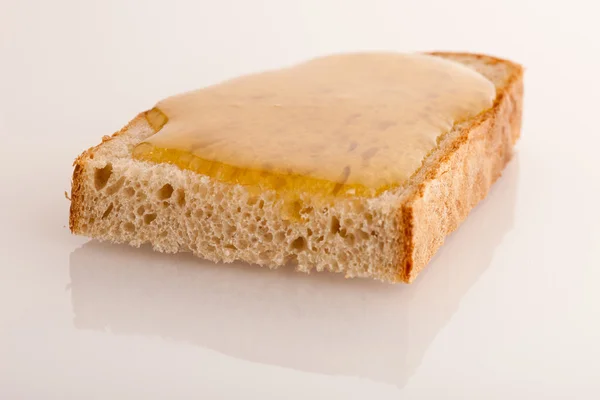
[69,52,523,283]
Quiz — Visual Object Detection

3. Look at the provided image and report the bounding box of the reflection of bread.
[69,53,523,282]
[69,157,518,387]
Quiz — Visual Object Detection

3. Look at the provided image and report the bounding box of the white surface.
[1,0,599,398]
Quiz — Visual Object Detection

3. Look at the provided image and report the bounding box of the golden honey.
[133,53,495,197]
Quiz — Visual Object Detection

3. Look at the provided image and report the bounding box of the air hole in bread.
[106,177,125,195]
[357,230,369,240]
[144,213,157,225]
[275,232,285,242]
[345,233,355,246]
[124,222,135,233]
[339,228,348,238]
[176,189,186,207]
[159,231,168,238]
[101,203,114,219]
[124,187,135,197]
[330,216,340,234]
[263,232,273,242]
[137,205,145,216]
[94,163,113,190]
[157,184,174,200]
[224,222,236,235]
[290,236,307,251]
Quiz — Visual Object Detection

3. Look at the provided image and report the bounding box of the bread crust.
[69,53,523,283]
[397,52,523,281]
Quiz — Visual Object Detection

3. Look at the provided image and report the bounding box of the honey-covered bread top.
[132,53,495,197]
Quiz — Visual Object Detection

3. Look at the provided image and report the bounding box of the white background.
[1,0,599,398]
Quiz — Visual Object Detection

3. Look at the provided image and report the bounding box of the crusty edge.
[397,52,524,282]
[69,113,148,233]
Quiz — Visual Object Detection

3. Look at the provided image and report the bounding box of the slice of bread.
[69,52,523,283]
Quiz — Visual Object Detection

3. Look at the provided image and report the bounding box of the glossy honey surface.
[133,53,495,196]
